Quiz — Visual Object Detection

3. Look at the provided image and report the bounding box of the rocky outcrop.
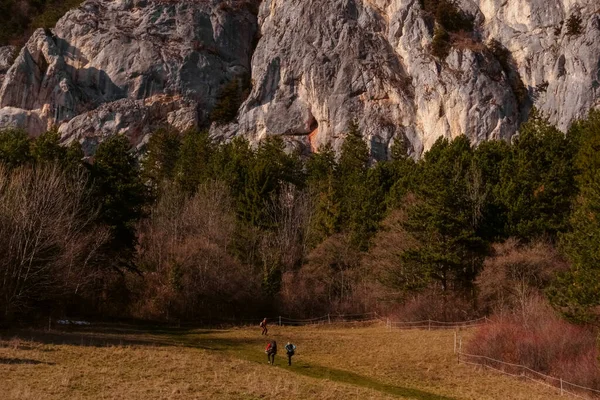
[214,0,599,156]
[0,0,258,150]
[0,46,16,88]
[0,0,597,157]
[475,0,600,132]
[214,0,519,156]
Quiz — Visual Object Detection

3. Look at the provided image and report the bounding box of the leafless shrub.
[0,164,108,321]
[278,233,376,317]
[263,184,315,272]
[365,207,423,295]
[476,239,569,318]
[134,181,261,320]
[388,289,476,322]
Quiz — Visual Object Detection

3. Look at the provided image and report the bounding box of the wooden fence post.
[457,335,462,364]
[328,314,331,324]
[560,378,563,395]
[454,330,457,354]
[428,320,431,331]
[279,316,281,326]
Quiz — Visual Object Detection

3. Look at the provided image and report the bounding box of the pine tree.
[174,129,214,194]
[31,129,83,171]
[31,129,66,163]
[337,121,374,249]
[0,128,31,168]
[240,136,302,228]
[64,141,85,171]
[473,139,511,241]
[386,136,417,209]
[141,128,181,191]
[548,110,600,323]
[402,136,487,292]
[306,144,339,246]
[92,135,149,269]
[498,109,578,241]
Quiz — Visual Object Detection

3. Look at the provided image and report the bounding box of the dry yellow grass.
[0,323,567,399]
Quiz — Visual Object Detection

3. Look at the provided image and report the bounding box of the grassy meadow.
[0,323,566,399]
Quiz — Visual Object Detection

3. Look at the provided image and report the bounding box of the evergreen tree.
[350,164,388,250]
[141,128,181,190]
[64,141,85,171]
[92,135,149,269]
[548,110,600,323]
[31,129,83,171]
[31,129,66,163]
[306,144,339,245]
[210,78,243,125]
[498,110,578,240]
[212,137,254,203]
[306,143,336,186]
[174,129,214,194]
[240,136,303,228]
[473,139,511,241]
[386,136,417,209]
[337,121,374,249]
[402,136,488,292]
[0,128,31,168]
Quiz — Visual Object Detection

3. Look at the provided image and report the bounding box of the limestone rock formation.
[215,0,599,156]
[0,0,597,157]
[0,46,16,87]
[0,0,258,152]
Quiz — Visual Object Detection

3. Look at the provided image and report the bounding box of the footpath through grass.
[0,323,566,399]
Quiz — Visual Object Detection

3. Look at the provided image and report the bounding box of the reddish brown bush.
[467,298,600,390]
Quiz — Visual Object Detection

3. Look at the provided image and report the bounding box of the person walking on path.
[260,318,268,335]
[285,342,296,366]
[266,340,277,364]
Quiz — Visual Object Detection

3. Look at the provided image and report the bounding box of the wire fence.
[454,333,600,399]
[276,312,380,326]
[385,316,488,331]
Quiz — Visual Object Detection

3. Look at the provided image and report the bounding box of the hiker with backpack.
[285,342,296,366]
[260,318,268,335]
[265,340,277,364]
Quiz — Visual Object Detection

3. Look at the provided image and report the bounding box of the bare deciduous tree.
[135,181,261,320]
[0,164,108,321]
[477,239,569,319]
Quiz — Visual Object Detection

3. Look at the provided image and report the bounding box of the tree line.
[1,110,599,325]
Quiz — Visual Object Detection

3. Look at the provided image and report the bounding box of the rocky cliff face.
[217,0,600,156]
[0,0,258,152]
[0,0,597,156]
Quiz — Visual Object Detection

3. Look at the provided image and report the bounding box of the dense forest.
[1,110,600,330]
